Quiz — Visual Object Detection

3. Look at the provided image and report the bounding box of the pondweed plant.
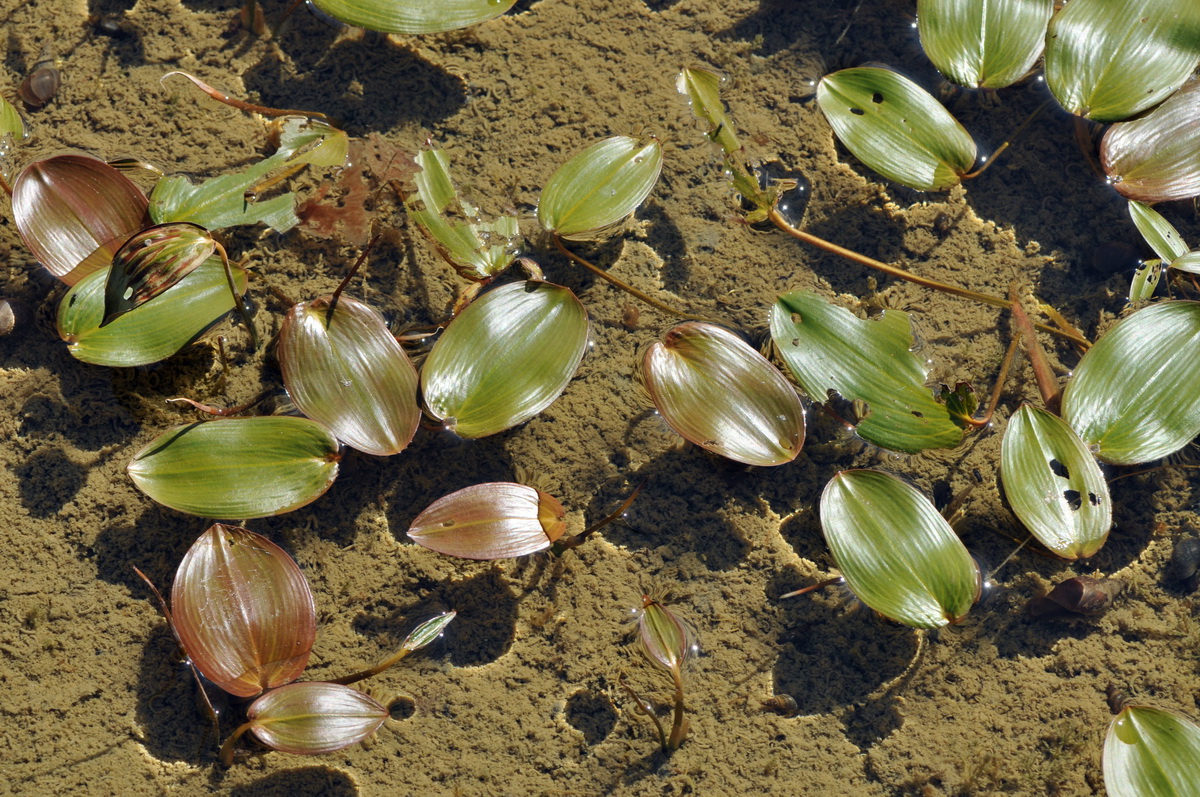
[624,595,695,752]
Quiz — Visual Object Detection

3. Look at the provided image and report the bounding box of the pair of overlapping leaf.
[816,0,1200,199]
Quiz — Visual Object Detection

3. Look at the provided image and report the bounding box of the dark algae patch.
[2,1,1200,795]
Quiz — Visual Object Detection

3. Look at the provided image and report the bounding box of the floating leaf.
[407,482,566,559]
[917,0,1053,89]
[278,295,421,457]
[57,255,247,367]
[1062,301,1200,464]
[769,291,963,453]
[1044,0,1200,122]
[641,322,805,466]
[537,135,663,238]
[821,469,980,629]
[0,93,27,139]
[239,682,388,757]
[1128,201,1187,262]
[127,416,341,518]
[309,0,517,33]
[816,67,977,191]
[1102,80,1200,202]
[102,222,217,325]
[1000,404,1111,559]
[1171,251,1200,275]
[1104,704,1200,797]
[12,154,149,284]
[171,524,315,698]
[405,148,519,281]
[421,280,589,438]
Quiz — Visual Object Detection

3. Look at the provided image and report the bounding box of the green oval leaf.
[405,148,519,281]
[57,255,248,367]
[821,470,980,629]
[917,0,1053,89]
[1102,80,1200,202]
[246,682,388,756]
[641,322,805,466]
[1044,0,1200,122]
[769,291,963,453]
[421,280,589,438]
[816,67,977,191]
[127,416,341,518]
[1000,404,1111,559]
[1105,705,1200,797]
[537,135,663,238]
[1128,200,1188,262]
[309,0,517,34]
[12,154,149,285]
[1062,301,1200,464]
[278,295,421,457]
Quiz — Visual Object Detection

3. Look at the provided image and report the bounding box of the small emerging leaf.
[278,295,421,457]
[1044,0,1200,122]
[402,611,456,653]
[1104,704,1200,797]
[917,0,1053,89]
[1128,200,1187,262]
[58,256,247,367]
[171,524,315,698]
[641,322,805,466]
[308,0,517,34]
[637,596,693,675]
[405,149,518,281]
[421,280,589,438]
[102,222,217,325]
[13,154,149,284]
[1000,404,1111,559]
[1102,80,1200,202]
[770,291,963,453]
[244,682,388,756]
[537,135,663,238]
[127,416,341,518]
[817,67,977,191]
[407,483,566,559]
[1062,301,1200,464]
[822,469,980,629]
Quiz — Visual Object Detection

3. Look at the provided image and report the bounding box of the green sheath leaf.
[1104,705,1200,797]
[641,322,805,466]
[917,0,1053,89]
[127,416,341,518]
[537,135,663,238]
[816,67,977,191]
[769,291,963,453]
[821,469,980,629]
[58,255,247,367]
[278,295,421,457]
[309,0,517,34]
[1044,0,1200,122]
[1000,404,1111,559]
[1062,301,1200,464]
[421,281,589,438]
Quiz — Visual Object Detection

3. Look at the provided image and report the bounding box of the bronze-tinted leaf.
[1102,80,1200,203]
[12,154,149,284]
[171,524,316,698]
[102,222,217,325]
[278,295,421,457]
[244,682,388,755]
[408,482,566,559]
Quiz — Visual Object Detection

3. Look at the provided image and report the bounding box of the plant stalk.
[666,667,688,751]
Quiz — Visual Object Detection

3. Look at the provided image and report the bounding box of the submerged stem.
[666,667,688,751]
[619,676,667,751]
[961,101,1049,180]
[326,648,412,687]
[552,480,645,555]
[218,720,255,767]
[766,209,1087,346]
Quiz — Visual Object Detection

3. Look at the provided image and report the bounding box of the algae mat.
[2,1,1199,795]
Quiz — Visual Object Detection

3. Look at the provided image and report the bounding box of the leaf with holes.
[1000,404,1111,559]
[769,290,963,453]
[816,67,976,191]
[822,469,981,629]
